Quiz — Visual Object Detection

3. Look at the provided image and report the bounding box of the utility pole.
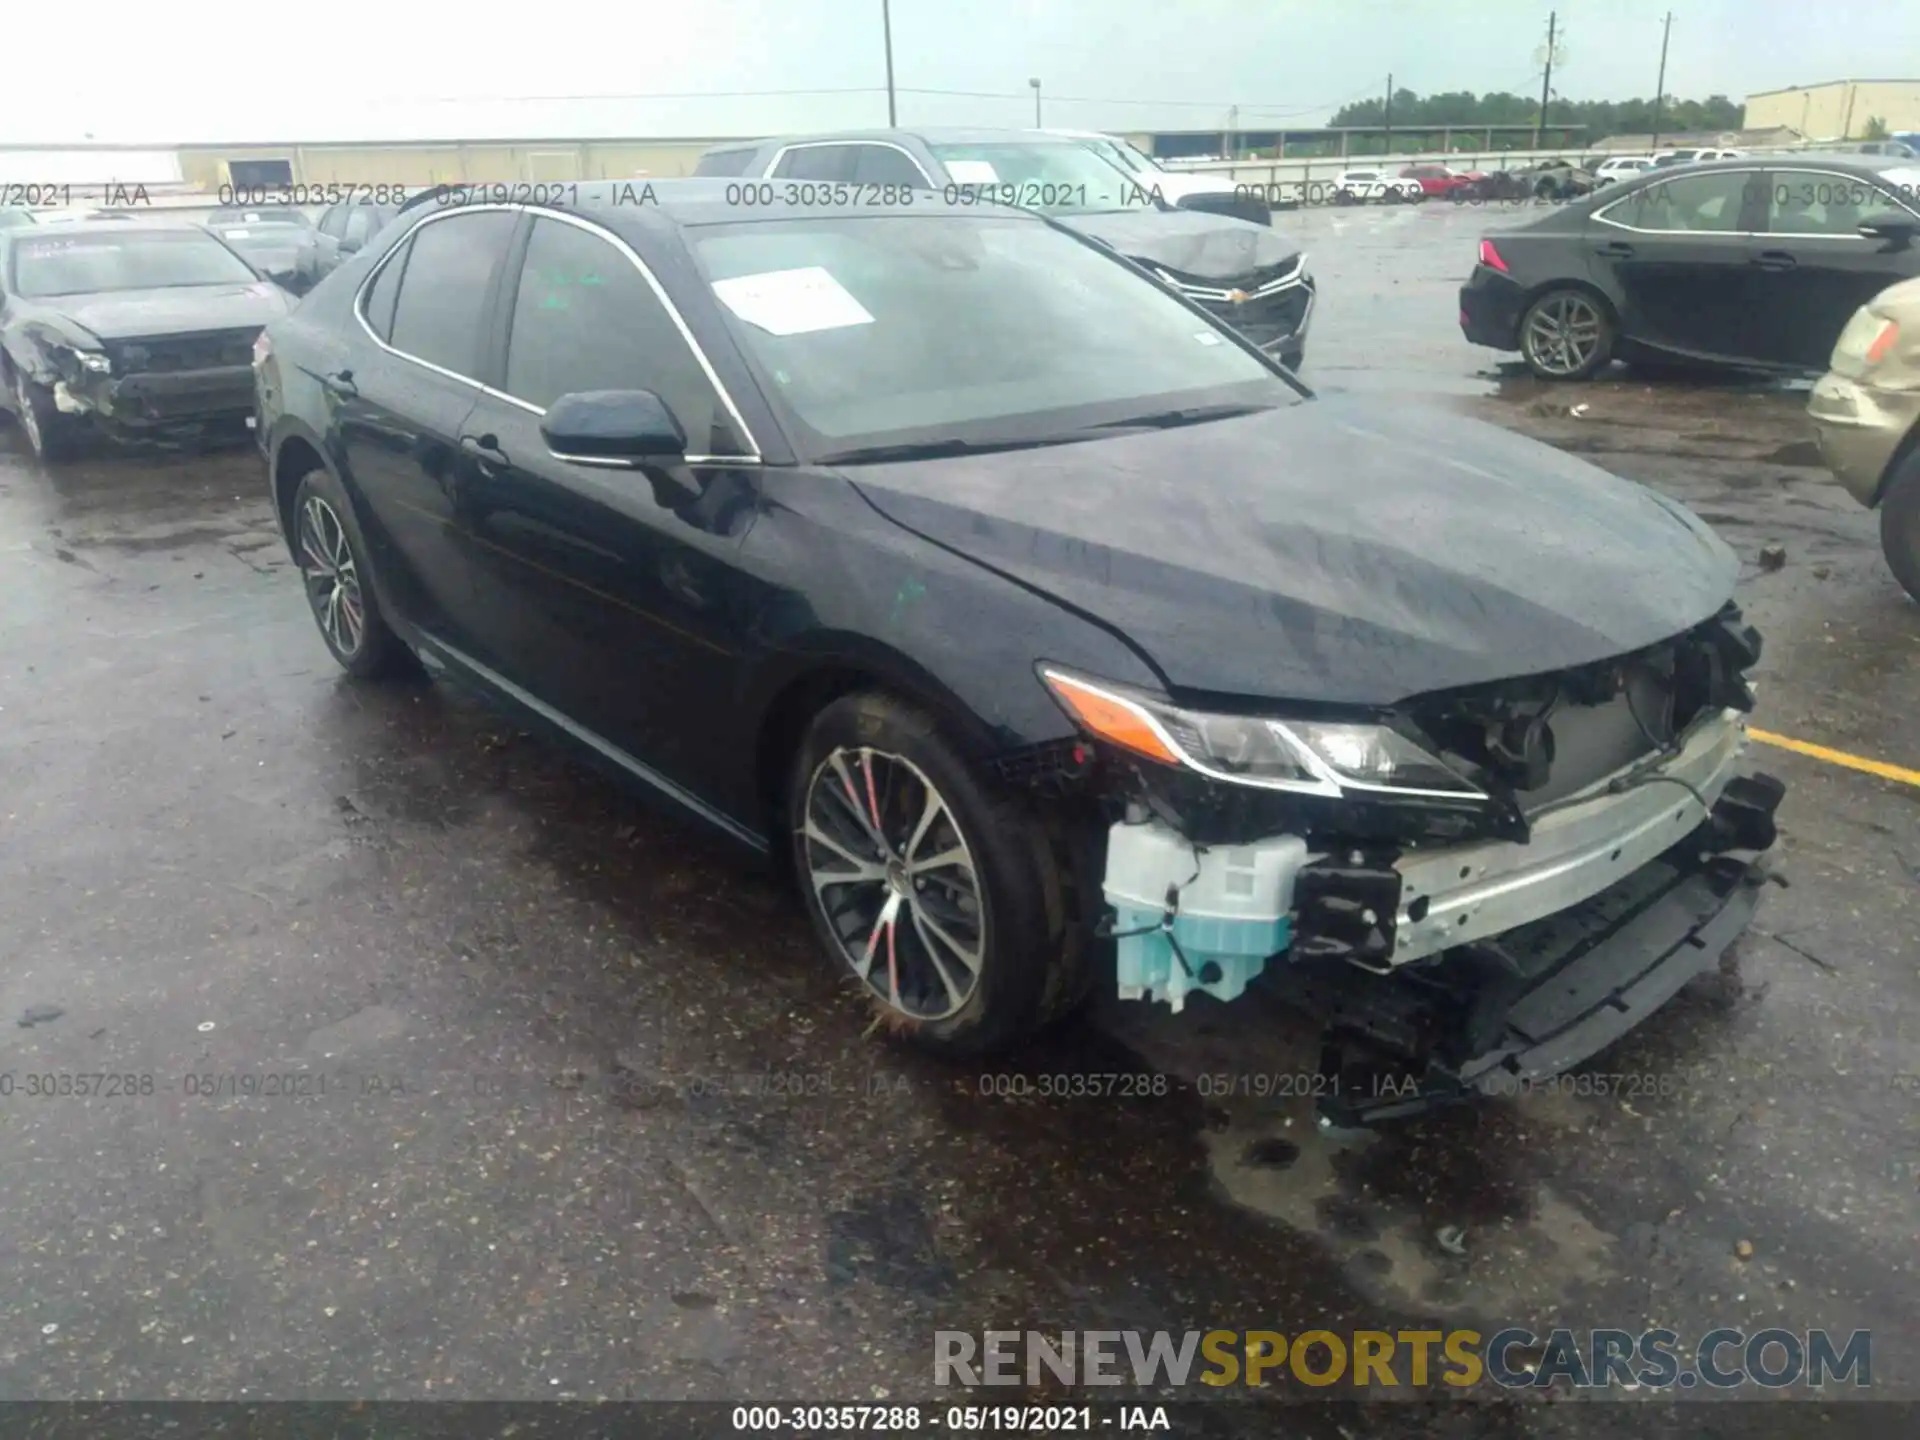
[1535,11,1556,150]
[882,0,897,126]
[1650,11,1672,151]
[1029,77,1042,127]
[1383,73,1393,155]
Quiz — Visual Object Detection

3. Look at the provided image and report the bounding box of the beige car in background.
[1807,276,1920,601]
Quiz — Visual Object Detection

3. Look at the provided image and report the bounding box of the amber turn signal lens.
[1040,671,1181,766]
[1865,320,1900,366]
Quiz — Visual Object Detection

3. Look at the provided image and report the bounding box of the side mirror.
[541,389,688,462]
[1858,212,1919,250]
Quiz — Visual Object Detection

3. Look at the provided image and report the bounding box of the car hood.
[1145,172,1238,200]
[842,398,1738,707]
[44,283,290,341]
[1056,208,1300,281]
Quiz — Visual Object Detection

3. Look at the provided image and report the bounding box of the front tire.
[11,371,78,462]
[1519,288,1615,381]
[1879,449,1920,603]
[291,467,418,679]
[789,692,1087,1057]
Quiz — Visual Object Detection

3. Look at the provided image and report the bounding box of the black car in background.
[1460,156,1920,379]
[206,207,320,293]
[309,195,403,283]
[1,220,292,459]
[253,182,1780,1123]
[697,129,1315,369]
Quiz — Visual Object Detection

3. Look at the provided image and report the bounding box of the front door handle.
[459,433,508,475]
[1751,250,1798,271]
[1594,240,1635,258]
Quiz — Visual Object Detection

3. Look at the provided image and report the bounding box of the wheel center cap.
[885,859,910,895]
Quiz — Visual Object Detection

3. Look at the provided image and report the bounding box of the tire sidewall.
[291,465,401,676]
[788,693,1057,1055]
[1520,288,1614,381]
[1879,451,1920,602]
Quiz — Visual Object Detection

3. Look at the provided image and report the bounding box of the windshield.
[927,141,1162,215]
[10,230,259,297]
[209,208,312,228]
[690,213,1298,460]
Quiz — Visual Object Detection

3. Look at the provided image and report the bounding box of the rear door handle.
[1751,250,1798,271]
[1594,240,1635,258]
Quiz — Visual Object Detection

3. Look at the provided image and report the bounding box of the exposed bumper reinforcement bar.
[1270,835,1772,1128]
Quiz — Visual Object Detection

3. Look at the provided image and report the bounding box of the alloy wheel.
[802,747,984,1021]
[298,494,366,657]
[15,375,44,456]
[1523,294,1604,377]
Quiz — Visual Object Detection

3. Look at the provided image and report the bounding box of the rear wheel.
[1879,449,1920,603]
[291,467,418,679]
[1519,288,1614,380]
[11,370,78,462]
[789,692,1088,1057]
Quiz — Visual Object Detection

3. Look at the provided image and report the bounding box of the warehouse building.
[1743,79,1920,141]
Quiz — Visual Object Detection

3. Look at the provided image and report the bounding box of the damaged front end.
[1017,603,1784,1124]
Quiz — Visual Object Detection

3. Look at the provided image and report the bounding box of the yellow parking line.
[1748,728,1920,788]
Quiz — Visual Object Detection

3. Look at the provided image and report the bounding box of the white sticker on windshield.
[1193,332,1222,346]
[224,228,251,238]
[945,160,1000,184]
[711,266,875,336]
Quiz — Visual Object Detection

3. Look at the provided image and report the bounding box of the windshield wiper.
[1082,402,1273,432]
[816,434,1091,465]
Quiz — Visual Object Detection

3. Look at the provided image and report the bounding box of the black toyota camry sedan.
[255,182,1782,1124]
[1460,156,1920,380]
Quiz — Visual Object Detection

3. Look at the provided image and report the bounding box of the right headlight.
[1039,668,1486,800]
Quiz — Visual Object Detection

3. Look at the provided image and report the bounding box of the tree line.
[1328,89,1744,138]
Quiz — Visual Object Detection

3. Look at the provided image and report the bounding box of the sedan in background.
[1049,129,1275,224]
[254,181,1780,1126]
[206,207,320,293]
[1401,164,1486,200]
[1807,276,1920,600]
[1332,169,1424,204]
[309,195,403,284]
[699,129,1314,368]
[0,220,291,460]
[1460,157,1920,379]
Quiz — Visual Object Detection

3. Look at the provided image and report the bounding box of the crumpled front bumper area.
[55,365,256,427]
[1274,829,1774,1126]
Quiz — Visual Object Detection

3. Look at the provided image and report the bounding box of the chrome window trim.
[353,202,763,462]
[766,140,935,186]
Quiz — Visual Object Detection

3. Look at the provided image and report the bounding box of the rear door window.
[502,216,744,454]
[386,211,517,378]
[849,145,928,186]
[773,145,857,182]
[696,149,759,177]
[360,240,409,341]
[1603,171,1759,233]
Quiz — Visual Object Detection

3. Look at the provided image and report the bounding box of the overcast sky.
[8,0,1915,145]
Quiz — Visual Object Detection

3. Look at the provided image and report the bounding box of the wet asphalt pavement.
[0,199,1914,1433]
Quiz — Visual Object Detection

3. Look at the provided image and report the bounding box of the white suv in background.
[1593,156,1655,185]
